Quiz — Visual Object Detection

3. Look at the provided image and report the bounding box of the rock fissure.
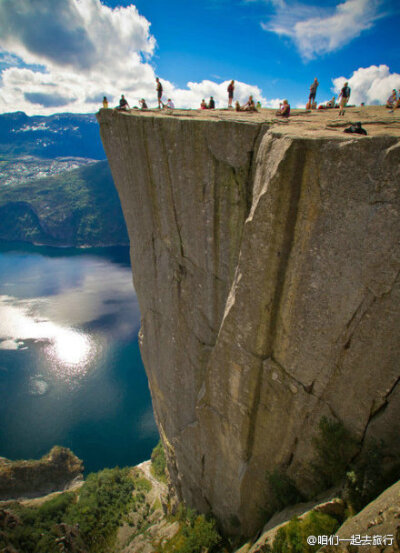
[159,126,186,260]
[269,356,316,398]
[366,375,400,428]
[335,290,377,366]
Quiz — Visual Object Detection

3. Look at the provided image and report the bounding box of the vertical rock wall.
[98,110,400,536]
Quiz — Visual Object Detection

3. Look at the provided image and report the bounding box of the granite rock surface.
[97,108,400,536]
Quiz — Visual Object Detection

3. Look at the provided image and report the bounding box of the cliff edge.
[0,446,83,500]
[97,107,400,536]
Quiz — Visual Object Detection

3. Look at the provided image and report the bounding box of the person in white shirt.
[166,98,174,109]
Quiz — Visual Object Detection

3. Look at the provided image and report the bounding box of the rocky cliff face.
[97,109,400,536]
[0,447,83,500]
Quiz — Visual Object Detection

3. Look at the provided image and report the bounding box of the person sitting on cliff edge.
[116,94,130,111]
[386,89,397,112]
[243,95,257,112]
[276,99,290,117]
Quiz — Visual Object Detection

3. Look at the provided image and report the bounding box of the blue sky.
[0,0,399,114]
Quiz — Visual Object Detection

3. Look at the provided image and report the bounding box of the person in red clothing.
[227,80,235,108]
[276,99,290,117]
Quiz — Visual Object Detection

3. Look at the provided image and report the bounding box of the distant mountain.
[0,155,98,187]
[0,112,105,159]
[0,160,128,247]
[0,112,128,247]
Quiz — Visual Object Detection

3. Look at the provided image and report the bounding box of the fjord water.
[0,242,158,473]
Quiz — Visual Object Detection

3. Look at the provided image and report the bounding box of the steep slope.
[97,108,400,536]
[0,160,128,246]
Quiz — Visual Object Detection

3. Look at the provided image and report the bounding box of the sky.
[0,0,399,114]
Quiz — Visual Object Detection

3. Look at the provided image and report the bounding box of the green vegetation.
[161,506,222,553]
[0,160,128,246]
[151,440,167,483]
[0,446,83,501]
[266,469,304,514]
[0,467,140,553]
[271,511,340,553]
[312,416,357,489]
[1,493,78,553]
[134,476,152,493]
[66,468,135,551]
[311,417,400,514]
[344,439,400,514]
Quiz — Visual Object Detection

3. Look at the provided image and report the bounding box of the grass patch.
[135,476,152,493]
[151,440,167,483]
[344,439,400,514]
[312,416,357,489]
[272,511,340,553]
[0,466,140,553]
[161,506,222,553]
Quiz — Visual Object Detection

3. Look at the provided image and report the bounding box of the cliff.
[97,107,400,536]
[0,446,83,500]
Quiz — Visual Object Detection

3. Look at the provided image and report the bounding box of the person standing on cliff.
[308,78,319,108]
[338,82,351,116]
[227,80,235,108]
[156,77,163,108]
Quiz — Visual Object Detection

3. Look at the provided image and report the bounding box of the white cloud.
[0,0,155,72]
[0,0,273,114]
[165,79,268,109]
[332,65,400,105]
[261,0,385,60]
[0,0,157,114]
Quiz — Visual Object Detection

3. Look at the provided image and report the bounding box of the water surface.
[0,242,158,473]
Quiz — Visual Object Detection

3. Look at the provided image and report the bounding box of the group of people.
[306,78,351,115]
[200,97,215,109]
[102,76,399,118]
[235,96,261,112]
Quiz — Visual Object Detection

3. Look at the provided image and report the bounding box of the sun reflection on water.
[46,329,94,380]
[0,295,97,382]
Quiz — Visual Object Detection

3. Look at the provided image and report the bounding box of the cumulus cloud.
[0,0,155,72]
[261,0,385,59]
[333,65,400,105]
[24,92,77,107]
[0,0,157,114]
[0,0,272,114]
